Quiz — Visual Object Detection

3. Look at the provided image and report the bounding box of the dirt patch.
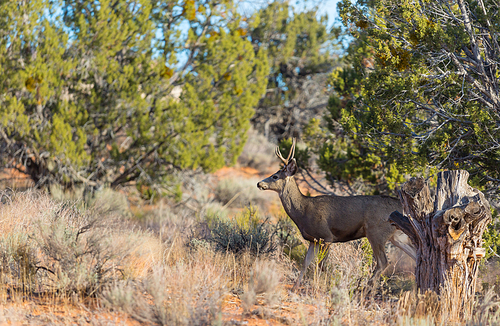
[214,166,269,180]
[0,167,34,189]
[222,292,321,326]
[1,298,143,326]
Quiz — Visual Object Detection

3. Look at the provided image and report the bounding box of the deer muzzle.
[257,182,268,190]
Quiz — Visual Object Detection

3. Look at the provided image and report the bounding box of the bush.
[101,280,138,315]
[0,191,51,295]
[482,210,500,260]
[275,214,306,263]
[33,200,138,297]
[0,232,38,293]
[209,207,276,255]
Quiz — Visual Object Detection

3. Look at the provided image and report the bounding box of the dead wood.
[389,170,491,316]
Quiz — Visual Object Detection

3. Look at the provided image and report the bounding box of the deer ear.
[285,158,298,176]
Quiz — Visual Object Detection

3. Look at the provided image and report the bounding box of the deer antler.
[287,138,296,163]
[275,138,296,165]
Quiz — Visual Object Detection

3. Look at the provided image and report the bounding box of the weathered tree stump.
[389,170,491,315]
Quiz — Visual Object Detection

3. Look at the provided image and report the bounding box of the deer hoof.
[290,282,301,293]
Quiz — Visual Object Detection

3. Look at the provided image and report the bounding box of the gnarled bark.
[389,170,491,315]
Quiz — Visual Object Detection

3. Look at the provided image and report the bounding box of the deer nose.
[257,182,267,190]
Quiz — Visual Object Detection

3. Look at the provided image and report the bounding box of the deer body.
[257,139,415,291]
[280,178,398,243]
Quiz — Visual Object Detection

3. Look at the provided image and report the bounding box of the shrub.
[482,210,500,260]
[275,214,306,263]
[137,261,223,326]
[209,207,276,255]
[102,258,225,326]
[0,191,51,295]
[32,201,138,297]
[101,281,138,315]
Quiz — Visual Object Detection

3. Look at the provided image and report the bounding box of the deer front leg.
[292,241,319,292]
[318,243,331,271]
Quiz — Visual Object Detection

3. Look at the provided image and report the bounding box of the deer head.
[257,138,297,193]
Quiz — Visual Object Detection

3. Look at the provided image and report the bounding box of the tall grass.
[1,188,500,325]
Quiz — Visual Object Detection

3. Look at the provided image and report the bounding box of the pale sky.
[317,0,341,27]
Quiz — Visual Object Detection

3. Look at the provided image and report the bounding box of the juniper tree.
[309,0,500,194]
[0,0,268,190]
[302,22,407,194]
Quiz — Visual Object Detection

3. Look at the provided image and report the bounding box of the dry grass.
[240,259,281,312]
[0,188,499,325]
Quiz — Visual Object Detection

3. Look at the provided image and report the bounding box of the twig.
[222,192,241,209]
[36,266,55,275]
[302,168,335,195]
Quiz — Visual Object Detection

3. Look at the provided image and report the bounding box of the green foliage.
[136,183,161,203]
[301,0,500,194]
[173,183,183,203]
[209,207,276,255]
[483,210,500,260]
[359,238,374,274]
[0,0,268,189]
[319,0,500,193]
[301,35,409,193]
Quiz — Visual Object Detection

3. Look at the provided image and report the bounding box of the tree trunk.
[389,170,491,316]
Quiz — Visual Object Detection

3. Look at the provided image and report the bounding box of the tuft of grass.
[101,280,137,315]
[0,232,38,295]
[468,288,500,325]
[0,191,54,297]
[137,252,225,326]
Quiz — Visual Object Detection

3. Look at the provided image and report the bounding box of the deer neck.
[279,177,307,226]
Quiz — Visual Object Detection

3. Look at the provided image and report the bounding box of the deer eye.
[272,175,278,180]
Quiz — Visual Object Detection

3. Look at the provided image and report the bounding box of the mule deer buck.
[257,139,416,290]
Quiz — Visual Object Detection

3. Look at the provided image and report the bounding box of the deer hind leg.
[292,241,319,292]
[366,235,389,285]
